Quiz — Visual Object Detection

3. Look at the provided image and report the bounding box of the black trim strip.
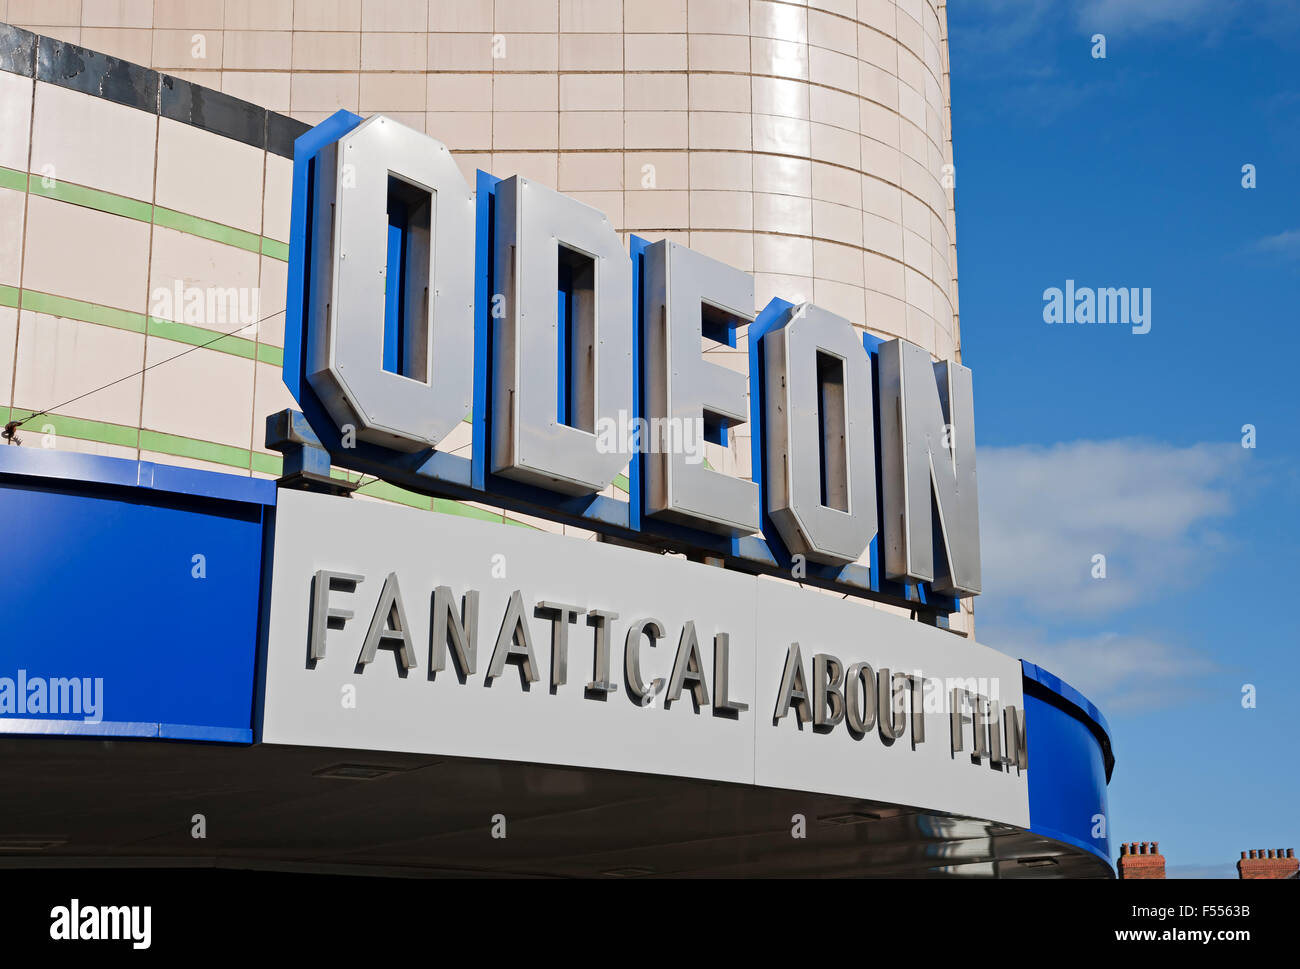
[36,35,158,113]
[266,110,308,159]
[161,74,264,151]
[1022,676,1116,783]
[0,22,308,158]
[0,23,34,77]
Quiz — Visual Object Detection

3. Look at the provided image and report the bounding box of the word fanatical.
[309,567,1025,771]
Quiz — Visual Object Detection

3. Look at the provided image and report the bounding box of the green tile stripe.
[262,458,528,522]
[28,174,153,221]
[433,497,501,523]
[7,408,139,449]
[261,237,290,261]
[137,429,250,469]
[153,206,262,255]
[6,404,524,522]
[251,452,283,476]
[357,479,431,510]
[612,473,629,492]
[8,408,253,470]
[0,166,289,262]
[22,289,147,333]
[0,167,27,192]
[12,287,284,366]
[147,315,257,360]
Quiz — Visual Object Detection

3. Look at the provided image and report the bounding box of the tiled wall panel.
[0,7,973,632]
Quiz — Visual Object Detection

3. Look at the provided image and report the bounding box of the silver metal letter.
[950,687,970,753]
[1004,704,1027,770]
[878,338,981,595]
[909,674,926,744]
[306,116,475,451]
[430,585,478,676]
[584,609,619,694]
[358,572,416,671]
[492,175,633,494]
[763,303,877,565]
[309,570,363,661]
[536,600,584,689]
[988,698,1002,765]
[812,653,845,729]
[774,643,812,726]
[487,590,540,685]
[624,618,665,701]
[971,694,990,760]
[845,662,876,735]
[712,632,748,714]
[642,240,759,535]
[877,667,907,740]
[666,620,710,708]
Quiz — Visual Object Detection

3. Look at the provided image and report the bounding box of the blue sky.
[946,0,1300,876]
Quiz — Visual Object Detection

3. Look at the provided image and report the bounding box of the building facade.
[0,0,970,630]
[0,5,1115,877]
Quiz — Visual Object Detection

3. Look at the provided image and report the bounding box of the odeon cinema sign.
[277,112,982,617]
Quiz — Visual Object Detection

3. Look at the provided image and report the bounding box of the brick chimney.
[1237,848,1298,880]
[1118,841,1166,879]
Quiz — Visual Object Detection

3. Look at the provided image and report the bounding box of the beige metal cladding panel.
[0,0,964,352]
[0,2,960,523]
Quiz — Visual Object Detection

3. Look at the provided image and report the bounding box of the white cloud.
[953,0,1055,58]
[973,439,1248,712]
[1077,0,1300,39]
[977,439,1243,618]
[1000,628,1219,712]
[1077,0,1223,34]
[955,0,1298,58]
[1254,228,1300,256]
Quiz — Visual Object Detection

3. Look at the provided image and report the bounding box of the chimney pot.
[1240,851,1247,859]
[1118,838,1167,879]
[1289,849,1295,859]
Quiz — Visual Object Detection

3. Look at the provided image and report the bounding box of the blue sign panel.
[0,448,272,742]
[1023,660,1114,866]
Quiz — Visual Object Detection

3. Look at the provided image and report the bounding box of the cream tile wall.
[5,0,960,358]
[0,66,288,479]
[0,5,970,628]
